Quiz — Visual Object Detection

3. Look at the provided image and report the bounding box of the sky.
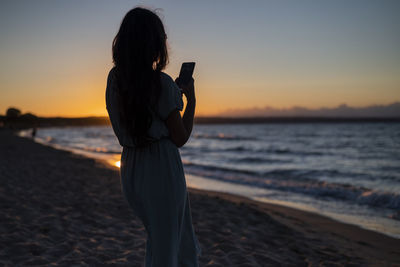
[0,0,399,117]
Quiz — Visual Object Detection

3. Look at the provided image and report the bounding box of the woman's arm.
[166,78,196,148]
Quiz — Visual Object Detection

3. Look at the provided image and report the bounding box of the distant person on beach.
[105,7,200,267]
[31,127,37,139]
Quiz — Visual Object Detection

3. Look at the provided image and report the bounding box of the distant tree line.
[0,107,38,129]
[0,107,110,130]
[1,106,398,131]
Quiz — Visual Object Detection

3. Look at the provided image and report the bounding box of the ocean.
[19,123,400,238]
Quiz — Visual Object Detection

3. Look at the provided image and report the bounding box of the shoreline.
[18,127,400,239]
[1,129,399,265]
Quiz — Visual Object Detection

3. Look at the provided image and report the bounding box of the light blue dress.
[105,68,201,267]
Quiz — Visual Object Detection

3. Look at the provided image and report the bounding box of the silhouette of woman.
[105,7,201,267]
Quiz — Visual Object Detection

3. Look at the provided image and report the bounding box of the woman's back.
[106,68,184,148]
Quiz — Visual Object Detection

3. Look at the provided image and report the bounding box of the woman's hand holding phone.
[176,77,195,102]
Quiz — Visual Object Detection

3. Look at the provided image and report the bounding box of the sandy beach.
[0,129,399,266]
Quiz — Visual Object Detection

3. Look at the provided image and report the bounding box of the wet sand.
[0,129,399,266]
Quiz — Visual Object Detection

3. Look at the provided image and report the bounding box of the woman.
[105,7,201,267]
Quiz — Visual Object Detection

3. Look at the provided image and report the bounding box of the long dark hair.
[112,7,168,147]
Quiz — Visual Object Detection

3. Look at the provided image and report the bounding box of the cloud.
[217,102,400,118]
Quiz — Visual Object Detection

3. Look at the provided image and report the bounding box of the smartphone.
[178,62,195,85]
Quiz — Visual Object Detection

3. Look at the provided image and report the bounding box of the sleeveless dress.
[105,68,201,267]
